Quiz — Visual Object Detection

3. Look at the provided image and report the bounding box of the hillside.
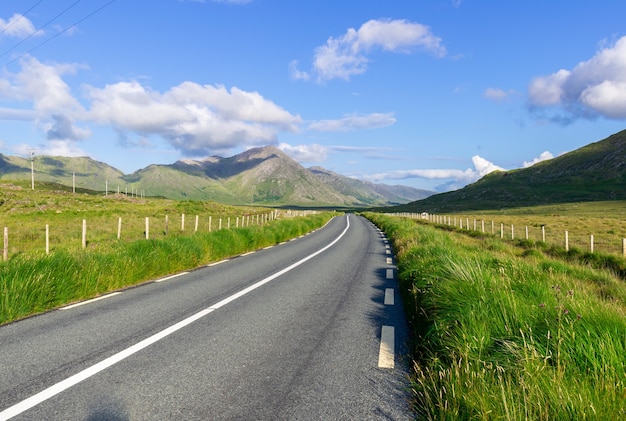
[390,129,626,213]
[0,147,430,207]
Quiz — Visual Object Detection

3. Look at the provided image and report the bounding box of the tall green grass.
[0,212,335,325]
[365,212,626,420]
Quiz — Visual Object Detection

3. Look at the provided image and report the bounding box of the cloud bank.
[362,155,505,191]
[528,35,626,122]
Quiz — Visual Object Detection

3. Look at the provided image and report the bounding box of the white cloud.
[522,151,554,168]
[484,87,517,102]
[0,14,43,39]
[528,35,626,120]
[288,60,310,81]
[278,143,328,163]
[0,56,302,157]
[86,81,301,155]
[298,18,445,82]
[307,112,396,131]
[362,155,504,191]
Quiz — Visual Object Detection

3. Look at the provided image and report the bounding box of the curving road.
[0,214,413,420]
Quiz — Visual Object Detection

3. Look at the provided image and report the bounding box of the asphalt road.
[0,214,413,420]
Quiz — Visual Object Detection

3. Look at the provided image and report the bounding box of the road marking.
[262,245,274,250]
[378,326,395,369]
[386,269,394,280]
[385,249,391,255]
[240,251,255,256]
[155,272,189,283]
[0,215,352,420]
[60,293,122,310]
[385,244,390,249]
[384,288,394,305]
[208,259,229,267]
[386,257,393,265]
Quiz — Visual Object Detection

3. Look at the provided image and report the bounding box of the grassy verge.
[1,212,335,325]
[364,212,626,420]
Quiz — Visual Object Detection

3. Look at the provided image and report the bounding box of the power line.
[4,0,117,68]
[0,0,44,38]
[17,0,117,63]
[0,0,82,61]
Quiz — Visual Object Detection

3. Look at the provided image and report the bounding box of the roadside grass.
[364,212,626,420]
[0,212,335,325]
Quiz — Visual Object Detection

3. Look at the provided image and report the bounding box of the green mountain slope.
[390,129,626,213]
[0,147,430,206]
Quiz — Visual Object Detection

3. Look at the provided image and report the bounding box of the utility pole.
[28,148,36,190]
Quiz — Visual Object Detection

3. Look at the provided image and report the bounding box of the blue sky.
[0,0,625,192]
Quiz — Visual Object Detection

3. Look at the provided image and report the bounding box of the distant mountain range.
[0,146,433,207]
[389,129,626,213]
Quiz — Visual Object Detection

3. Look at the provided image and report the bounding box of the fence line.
[390,212,626,258]
[1,209,320,260]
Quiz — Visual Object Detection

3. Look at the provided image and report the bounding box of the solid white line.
[386,269,394,280]
[384,288,394,305]
[262,245,274,250]
[378,326,395,368]
[208,259,229,267]
[155,272,189,283]
[0,215,351,420]
[60,293,122,310]
[240,251,255,256]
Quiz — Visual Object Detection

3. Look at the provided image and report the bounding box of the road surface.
[0,214,413,420]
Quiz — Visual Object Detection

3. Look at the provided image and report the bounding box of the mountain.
[0,146,431,207]
[308,166,432,205]
[0,154,125,191]
[390,129,626,213]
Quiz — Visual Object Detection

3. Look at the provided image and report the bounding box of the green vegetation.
[427,200,626,256]
[388,129,626,213]
[0,181,335,325]
[365,212,626,419]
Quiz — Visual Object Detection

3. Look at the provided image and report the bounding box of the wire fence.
[391,212,626,257]
[1,209,319,260]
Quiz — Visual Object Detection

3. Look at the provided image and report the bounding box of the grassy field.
[0,181,300,257]
[364,209,626,420]
[406,201,626,256]
[0,181,335,325]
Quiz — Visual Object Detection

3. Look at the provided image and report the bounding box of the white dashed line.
[384,288,394,305]
[155,272,189,283]
[386,268,394,279]
[240,251,255,256]
[208,259,229,267]
[386,257,393,265]
[60,293,122,310]
[378,326,395,368]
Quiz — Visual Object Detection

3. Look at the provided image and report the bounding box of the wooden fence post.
[118,217,122,240]
[82,219,87,249]
[195,215,199,232]
[46,224,49,254]
[145,217,149,240]
[500,223,504,239]
[209,216,212,232]
[590,235,594,253]
[542,226,546,242]
[4,227,8,261]
[525,226,529,240]
[181,214,185,231]
[565,231,569,251]
[165,215,169,236]
[511,224,514,240]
